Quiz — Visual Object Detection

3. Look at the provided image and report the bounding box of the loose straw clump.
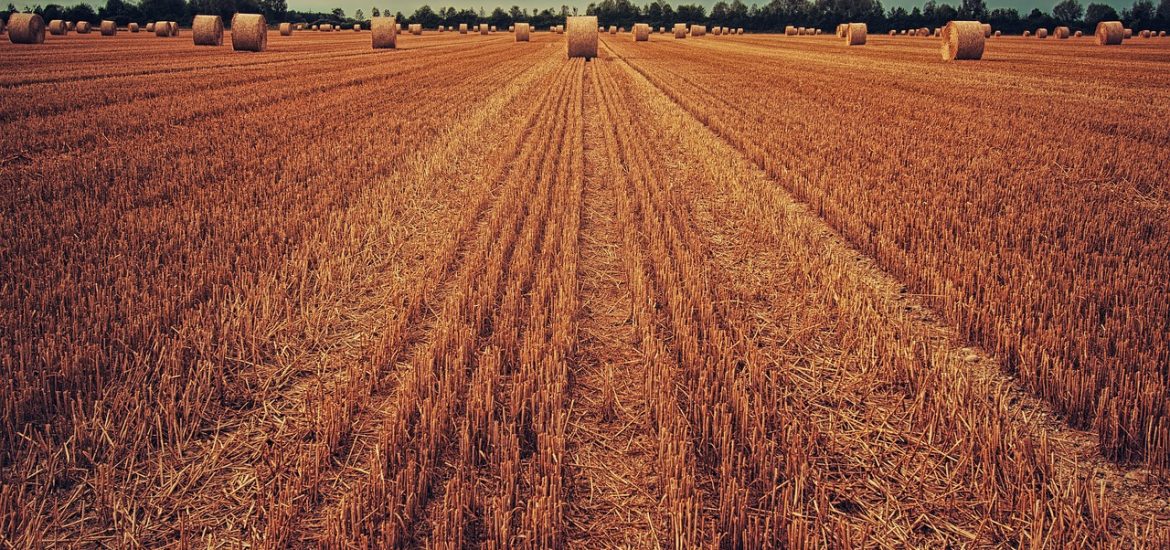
[674,23,687,38]
[1095,21,1123,45]
[516,22,529,41]
[372,17,397,48]
[7,13,45,43]
[567,15,598,58]
[941,20,985,61]
[846,22,866,45]
[634,22,649,41]
[192,15,223,46]
[100,20,116,35]
[231,13,266,51]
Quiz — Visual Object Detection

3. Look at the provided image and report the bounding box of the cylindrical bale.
[296,23,304,30]
[1123,28,1132,38]
[981,23,992,37]
[836,23,846,37]
[994,30,1000,36]
[48,19,68,35]
[170,21,180,36]
[1095,21,1123,44]
[192,15,223,45]
[1074,30,1082,37]
[567,15,598,58]
[798,27,806,35]
[674,23,687,38]
[77,21,92,33]
[1036,27,1048,38]
[7,13,45,43]
[1160,31,1166,37]
[1140,29,1151,38]
[691,24,705,36]
[459,23,467,33]
[145,21,155,32]
[100,20,116,35]
[846,22,866,45]
[279,22,292,36]
[1053,26,1069,38]
[1023,30,1031,36]
[713,26,722,35]
[917,27,929,36]
[658,26,665,33]
[738,28,743,34]
[516,22,529,41]
[67,21,76,30]
[490,25,496,32]
[888,29,895,35]
[409,23,421,35]
[480,23,489,35]
[129,22,139,32]
[230,13,266,51]
[941,20,985,61]
[508,24,514,32]
[786,25,797,36]
[934,27,941,36]
[634,22,649,41]
[371,17,397,48]
[608,25,616,34]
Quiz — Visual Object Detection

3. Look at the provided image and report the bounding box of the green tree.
[1053,0,1083,23]
[371,6,379,16]
[1083,2,1117,26]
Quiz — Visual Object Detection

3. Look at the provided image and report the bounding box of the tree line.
[7,0,1170,32]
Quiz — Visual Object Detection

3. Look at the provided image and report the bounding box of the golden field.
[1,28,1169,547]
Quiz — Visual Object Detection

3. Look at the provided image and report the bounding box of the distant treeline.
[6,0,1170,32]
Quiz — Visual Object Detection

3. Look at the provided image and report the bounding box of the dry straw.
[1140,29,1151,38]
[941,20,985,60]
[917,27,929,36]
[7,13,45,43]
[1074,30,1082,37]
[691,24,705,36]
[231,13,266,51]
[129,22,139,32]
[994,30,1001,36]
[1095,21,1123,44]
[320,23,331,31]
[279,22,293,36]
[480,23,489,35]
[846,22,866,45]
[674,23,687,38]
[1036,27,1048,38]
[67,20,75,29]
[1123,28,1132,38]
[296,23,305,30]
[634,22,649,41]
[192,15,223,46]
[713,26,722,35]
[658,26,664,33]
[409,23,421,35]
[1023,30,1031,36]
[100,20,116,35]
[567,15,598,58]
[516,22,529,41]
[77,21,92,33]
[608,25,617,34]
[836,23,846,37]
[352,24,360,31]
[372,17,397,48]
[48,19,68,35]
[145,21,155,32]
[1054,26,1069,38]
[982,23,992,37]
[459,23,467,33]
[786,25,797,35]
[170,21,179,36]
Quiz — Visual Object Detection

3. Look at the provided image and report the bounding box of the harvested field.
[1,28,1169,548]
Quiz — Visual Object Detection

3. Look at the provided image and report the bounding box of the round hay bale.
[1036,28,1048,38]
[836,23,846,38]
[1159,30,1166,37]
[1123,28,1132,38]
[459,23,467,33]
[515,22,530,41]
[634,22,649,41]
[934,27,941,36]
[352,24,359,32]
[1074,30,1082,37]
[917,27,929,36]
[129,22,139,32]
[691,24,705,36]
[48,19,68,35]
[145,21,155,32]
[7,13,45,43]
[658,26,665,33]
[230,13,266,51]
[713,26,722,35]
[372,17,397,48]
[279,22,292,36]
[1140,29,1151,38]
[738,28,744,34]
[888,30,895,35]
[994,30,1000,36]
[941,20,985,61]
[480,23,489,35]
[77,21,92,34]
[1022,30,1031,36]
[170,22,180,36]
[67,21,75,30]
[100,20,116,35]
[192,15,222,45]
[409,23,421,35]
[296,23,305,30]
[786,25,797,36]
[508,24,514,32]
[1053,26,1069,38]
[674,23,687,38]
[846,22,866,45]
[1095,21,1123,44]
[981,23,992,37]
[608,25,616,34]
[567,15,598,58]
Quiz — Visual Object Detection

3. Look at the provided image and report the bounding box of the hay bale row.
[1096,21,1123,45]
[192,15,222,45]
[515,22,529,41]
[634,22,649,42]
[941,20,985,61]
[7,13,45,44]
[231,13,266,51]
[846,22,866,46]
[567,15,597,58]
[372,17,397,48]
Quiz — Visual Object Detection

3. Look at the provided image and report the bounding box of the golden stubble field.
[1,28,1169,548]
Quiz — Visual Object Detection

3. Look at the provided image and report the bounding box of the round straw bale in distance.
[67,21,75,30]
[1095,21,1123,44]
[145,21,155,32]
[371,17,397,48]
[846,22,866,45]
[279,22,292,35]
[515,22,530,41]
[713,26,722,35]
[888,29,895,35]
[230,13,266,51]
[7,13,45,43]
[170,21,180,36]
[1140,29,1150,38]
[1074,30,1082,37]
[352,24,360,31]
[674,23,687,38]
[409,23,421,34]
[77,20,92,33]
[691,24,705,36]
[608,25,616,34]
[981,23,991,37]
[567,15,598,58]
[786,25,797,36]
[490,25,496,32]
[994,30,1000,36]
[296,23,304,30]
[1160,30,1166,37]
[1123,28,1132,38]
[129,22,139,32]
[100,20,116,35]
[48,19,68,35]
[836,23,846,37]
[1053,26,1069,38]
[480,23,489,35]
[1022,30,1031,36]
[917,27,929,36]
[941,20,985,61]
[459,23,467,33]
[1036,27,1048,38]
[192,15,223,45]
[634,22,649,41]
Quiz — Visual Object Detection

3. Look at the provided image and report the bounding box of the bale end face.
[674,23,687,38]
[100,20,116,35]
[633,22,649,41]
[192,15,223,46]
[1095,21,1123,45]
[129,22,139,32]
[372,17,398,48]
[7,13,45,44]
[230,13,266,51]
[515,22,530,41]
[941,20,986,61]
[279,22,292,36]
[48,19,68,35]
[845,22,867,46]
[567,16,599,58]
